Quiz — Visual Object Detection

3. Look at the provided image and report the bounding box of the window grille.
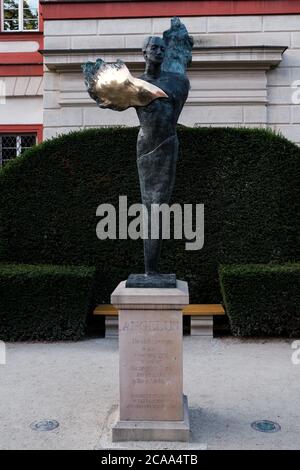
[0,134,36,167]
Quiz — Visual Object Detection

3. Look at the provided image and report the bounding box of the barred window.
[0,134,36,167]
[2,0,39,31]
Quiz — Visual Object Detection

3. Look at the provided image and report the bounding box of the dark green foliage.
[0,263,95,341]
[0,126,299,305]
[219,263,300,337]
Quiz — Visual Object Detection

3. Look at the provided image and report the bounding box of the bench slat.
[94,303,225,316]
[184,304,224,315]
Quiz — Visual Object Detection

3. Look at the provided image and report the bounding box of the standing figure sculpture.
[83,17,193,287]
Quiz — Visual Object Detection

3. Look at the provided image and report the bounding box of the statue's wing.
[162,17,194,75]
[82,59,167,111]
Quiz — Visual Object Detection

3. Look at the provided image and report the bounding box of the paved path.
[0,337,299,450]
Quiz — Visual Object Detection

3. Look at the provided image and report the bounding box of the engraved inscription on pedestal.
[119,309,183,421]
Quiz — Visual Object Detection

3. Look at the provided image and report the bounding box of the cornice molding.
[41,45,287,72]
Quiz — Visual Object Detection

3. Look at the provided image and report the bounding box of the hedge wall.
[0,263,95,341]
[219,263,300,337]
[0,127,299,304]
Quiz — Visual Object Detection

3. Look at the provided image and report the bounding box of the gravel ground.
[0,336,299,450]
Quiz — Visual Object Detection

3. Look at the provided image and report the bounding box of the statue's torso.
[136,71,190,156]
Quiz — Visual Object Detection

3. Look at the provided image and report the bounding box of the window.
[2,0,39,31]
[0,134,36,167]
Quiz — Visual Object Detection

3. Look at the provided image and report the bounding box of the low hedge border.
[219,263,300,337]
[0,263,96,341]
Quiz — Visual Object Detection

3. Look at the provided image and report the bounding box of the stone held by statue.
[82,59,168,111]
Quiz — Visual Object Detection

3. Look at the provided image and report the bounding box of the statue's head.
[142,36,166,65]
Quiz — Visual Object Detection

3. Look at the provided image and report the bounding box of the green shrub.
[0,127,299,304]
[0,263,95,341]
[219,263,300,337]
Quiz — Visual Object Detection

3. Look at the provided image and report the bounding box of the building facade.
[1,1,300,166]
[0,0,43,165]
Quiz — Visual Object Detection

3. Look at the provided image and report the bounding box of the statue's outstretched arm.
[162,16,193,75]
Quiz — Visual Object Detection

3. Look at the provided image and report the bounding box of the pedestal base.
[126,273,176,288]
[111,280,189,442]
[112,395,190,442]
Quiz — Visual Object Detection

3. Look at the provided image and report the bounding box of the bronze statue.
[83,17,193,287]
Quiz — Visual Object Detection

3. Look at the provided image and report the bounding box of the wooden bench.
[93,304,225,338]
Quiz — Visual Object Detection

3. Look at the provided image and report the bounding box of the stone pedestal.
[111,280,190,442]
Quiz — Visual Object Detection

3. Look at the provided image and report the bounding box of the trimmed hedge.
[0,263,95,341]
[219,263,300,337]
[0,126,299,304]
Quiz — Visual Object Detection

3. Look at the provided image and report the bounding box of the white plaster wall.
[0,76,43,125]
[0,96,43,125]
[43,15,300,145]
[0,41,40,53]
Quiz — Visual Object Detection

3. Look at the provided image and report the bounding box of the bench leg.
[190,316,213,337]
[105,316,119,338]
